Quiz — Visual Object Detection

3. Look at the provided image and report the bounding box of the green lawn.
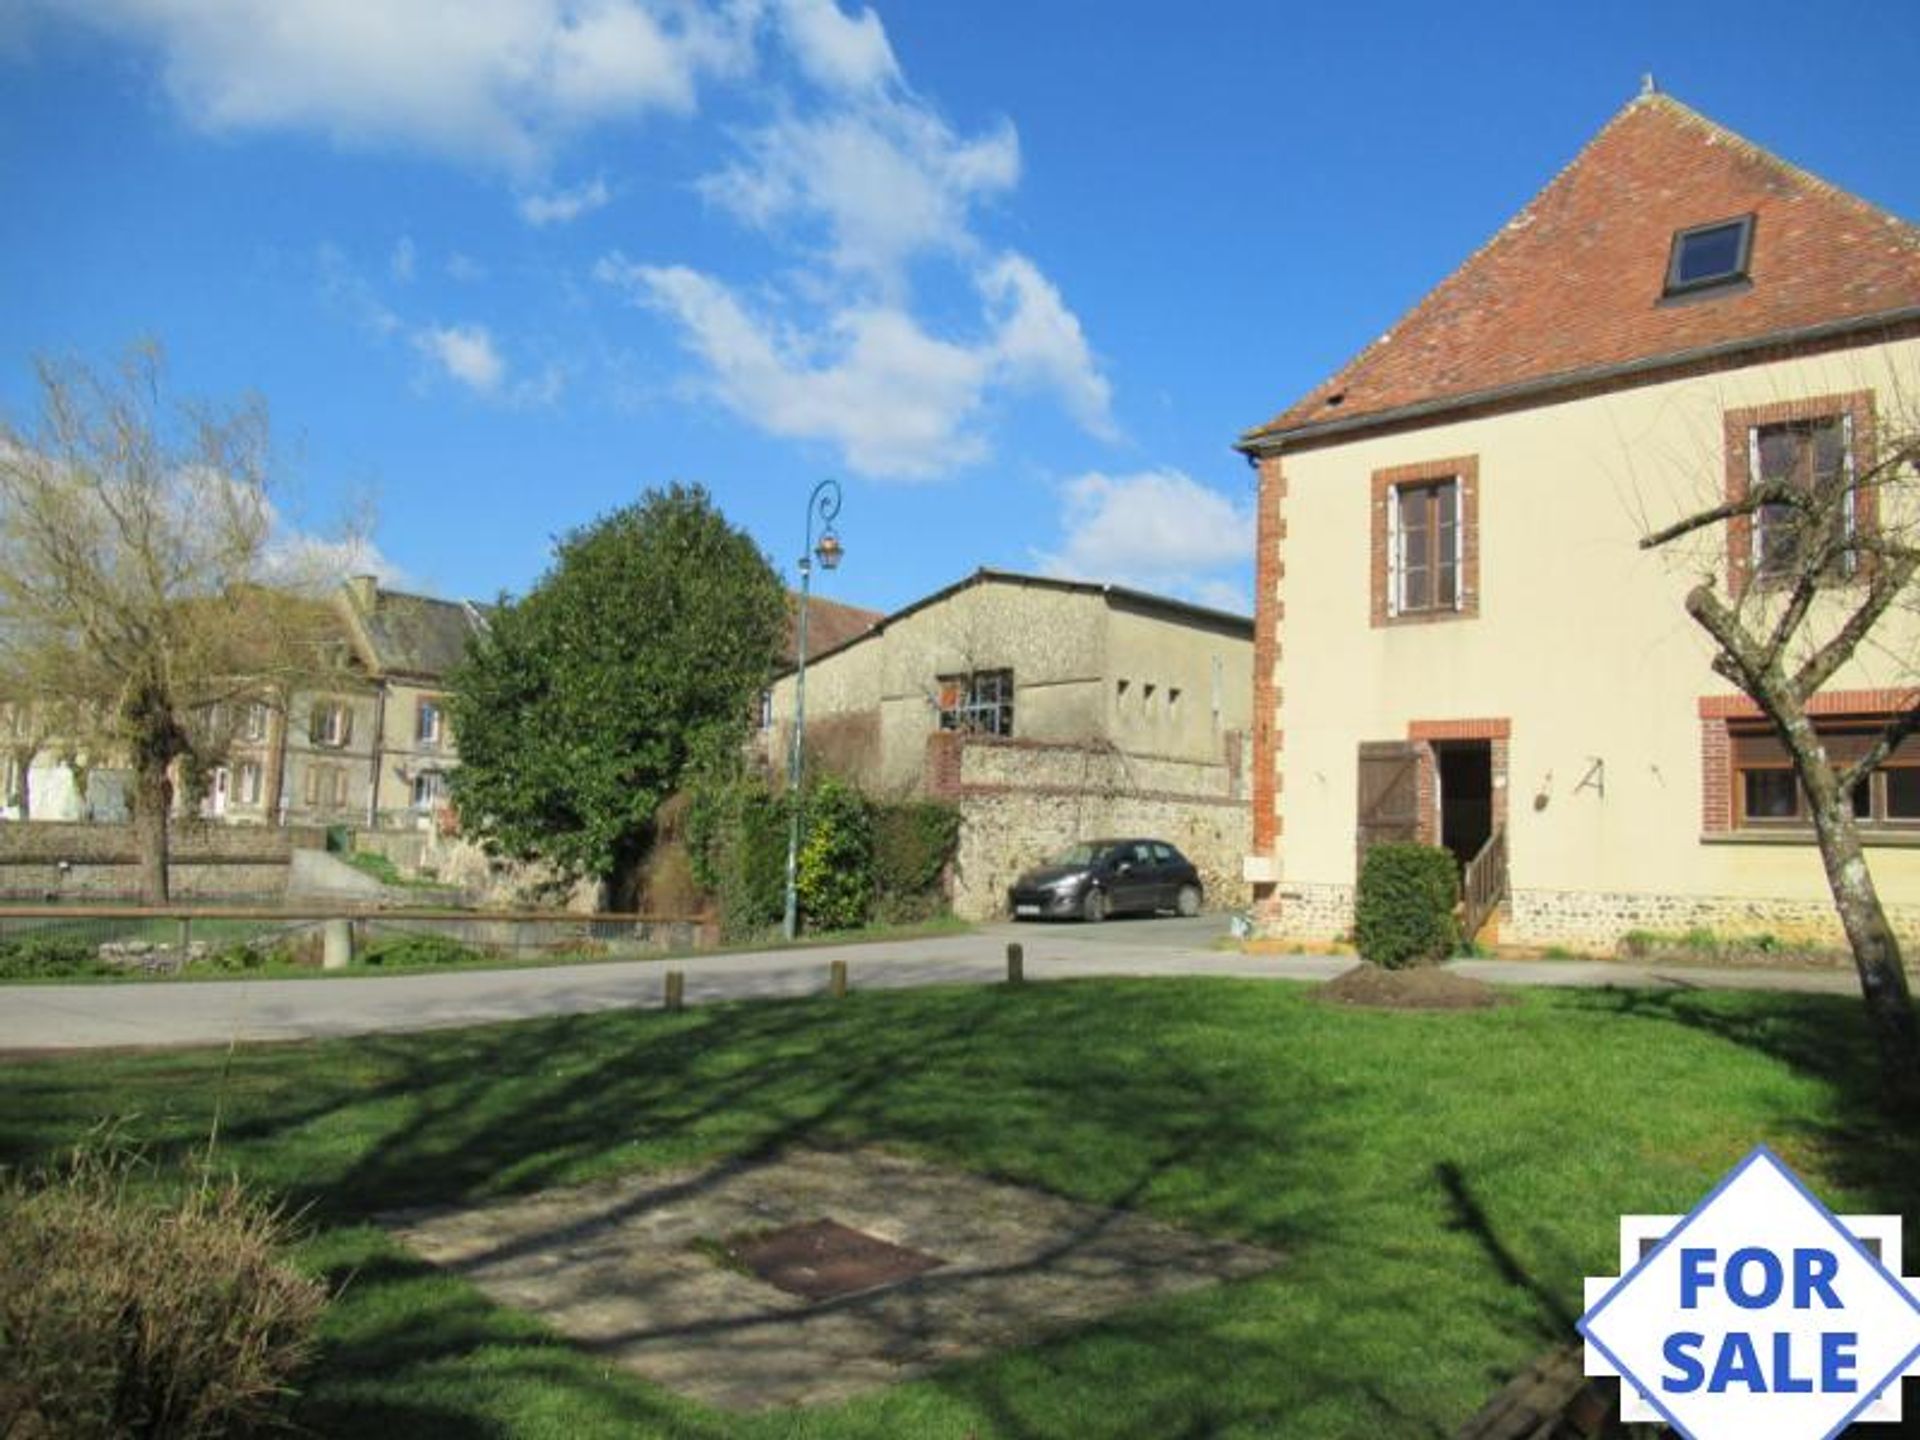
[2,978,1910,1438]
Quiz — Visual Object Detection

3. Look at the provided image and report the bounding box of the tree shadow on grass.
[1550,985,1920,1219]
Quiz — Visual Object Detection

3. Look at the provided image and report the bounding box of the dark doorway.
[1435,740,1493,869]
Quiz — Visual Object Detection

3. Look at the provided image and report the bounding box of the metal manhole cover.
[730,1218,945,1301]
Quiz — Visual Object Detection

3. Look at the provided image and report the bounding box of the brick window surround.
[1699,688,1920,834]
[1371,456,1481,627]
[1722,391,1876,595]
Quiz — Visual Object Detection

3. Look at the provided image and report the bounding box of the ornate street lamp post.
[783,478,843,941]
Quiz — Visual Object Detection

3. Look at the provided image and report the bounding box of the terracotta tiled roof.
[1243,93,1920,447]
[781,593,882,665]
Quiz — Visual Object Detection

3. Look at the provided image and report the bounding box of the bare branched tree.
[0,345,350,901]
[1641,403,1920,1103]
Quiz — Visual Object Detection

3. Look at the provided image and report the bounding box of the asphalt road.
[0,913,1863,1053]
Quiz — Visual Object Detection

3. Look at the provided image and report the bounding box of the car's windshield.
[1048,843,1101,866]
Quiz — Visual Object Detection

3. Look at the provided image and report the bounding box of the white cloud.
[603,252,1111,478]
[389,234,416,283]
[1034,469,1254,608]
[603,258,990,477]
[981,253,1114,437]
[701,100,1018,282]
[44,0,761,169]
[774,0,896,93]
[415,323,506,394]
[518,175,611,226]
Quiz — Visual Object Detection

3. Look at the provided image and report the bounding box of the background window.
[1394,480,1460,614]
[310,701,351,747]
[416,699,443,745]
[937,669,1015,736]
[412,771,447,809]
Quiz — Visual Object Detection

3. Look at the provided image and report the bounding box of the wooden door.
[1356,741,1419,864]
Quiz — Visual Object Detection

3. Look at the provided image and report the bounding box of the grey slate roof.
[349,588,488,680]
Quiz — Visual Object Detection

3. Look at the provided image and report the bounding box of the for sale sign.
[1580,1145,1920,1439]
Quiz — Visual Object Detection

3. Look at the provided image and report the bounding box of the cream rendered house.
[1239,90,1920,948]
[203,578,488,830]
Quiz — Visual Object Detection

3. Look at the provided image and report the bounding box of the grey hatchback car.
[1007,838,1204,922]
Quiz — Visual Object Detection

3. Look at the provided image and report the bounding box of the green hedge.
[1354,843,1459,969]
[687,771,959,938]
[0,935,102,979]
[796,777,873,932]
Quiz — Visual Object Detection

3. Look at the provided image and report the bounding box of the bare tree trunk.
[134,759,172,904]
[1801,758,1920,1108]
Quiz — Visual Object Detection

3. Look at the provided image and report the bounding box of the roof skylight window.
[1664,215,1755,297]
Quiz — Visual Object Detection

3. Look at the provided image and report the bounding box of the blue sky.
[3,1,1917,617]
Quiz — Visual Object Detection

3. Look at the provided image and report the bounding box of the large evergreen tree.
[448,484,786,888]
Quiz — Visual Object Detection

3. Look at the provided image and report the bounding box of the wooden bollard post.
[829,959,848,998]
[664,969,685,1012]
[1006,942,1024,985]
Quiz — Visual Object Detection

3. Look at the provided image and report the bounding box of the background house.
[3,577,487,832]
[1238,88,1920,948]
[764,568,1253,918]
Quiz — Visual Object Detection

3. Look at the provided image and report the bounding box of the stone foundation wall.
[1505,888,1920,949]
[1249,878,1920,952]
[1253,881,1357,942]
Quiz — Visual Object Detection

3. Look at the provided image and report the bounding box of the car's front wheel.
[1082,887,1108,923]
[1175,883,1202,918]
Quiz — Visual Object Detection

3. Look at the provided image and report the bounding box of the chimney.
[347,574,378,611]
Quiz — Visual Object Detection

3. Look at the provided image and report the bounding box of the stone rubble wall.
[938,734,1250,921]
[1253,877,1920,952]
[1506,887,1920,949]
[1253,882,1358,943]
[0,820,324,901]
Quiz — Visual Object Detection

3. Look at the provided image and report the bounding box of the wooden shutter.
[1356,740,1420,863]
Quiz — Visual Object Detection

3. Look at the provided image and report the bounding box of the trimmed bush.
[1354,843,1459,969]
[0,1146,327,1439]
[872,800,960,900]
[0,934,102,979]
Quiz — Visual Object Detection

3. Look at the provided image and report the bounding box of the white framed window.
[1387,479,1463,617]
[236,761,263,806]
[241,702,270,741]
[411,771,448,810]
[416,699,444,746]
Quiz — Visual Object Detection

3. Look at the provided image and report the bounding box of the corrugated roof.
[1242,92,1920,448]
